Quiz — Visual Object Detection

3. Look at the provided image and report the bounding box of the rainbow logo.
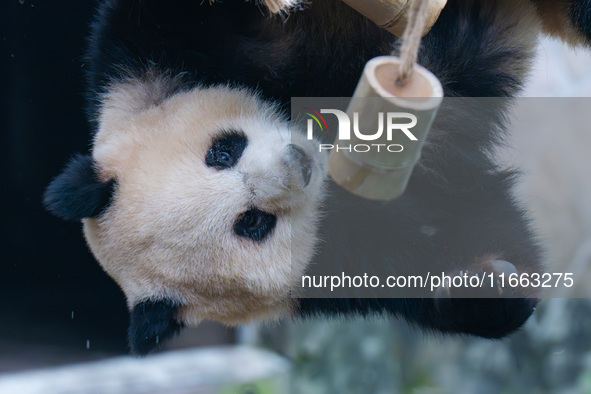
[304,108,329,132]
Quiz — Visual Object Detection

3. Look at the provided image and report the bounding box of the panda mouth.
[233,208,277,242]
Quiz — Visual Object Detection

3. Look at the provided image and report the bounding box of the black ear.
[128,299,183,356]
[43,154,116,220]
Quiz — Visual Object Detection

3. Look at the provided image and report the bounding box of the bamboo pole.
[340,0,446,37]
[264,0,446,38]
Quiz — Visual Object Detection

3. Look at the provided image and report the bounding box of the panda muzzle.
[283,144,313,190]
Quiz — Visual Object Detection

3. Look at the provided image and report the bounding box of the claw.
[491,259,518,276]
[491,260,518,296]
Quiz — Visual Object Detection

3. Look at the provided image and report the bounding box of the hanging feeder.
[327,56,442,200]
[328,0,445,200]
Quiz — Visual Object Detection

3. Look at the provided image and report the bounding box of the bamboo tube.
[341,0,447,37]
[328,56,442,200]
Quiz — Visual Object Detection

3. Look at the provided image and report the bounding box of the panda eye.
[206,131,248,169]
[234,209,277,242]
[217,151,231,164]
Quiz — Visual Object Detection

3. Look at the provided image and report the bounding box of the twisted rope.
[396,0,429,86]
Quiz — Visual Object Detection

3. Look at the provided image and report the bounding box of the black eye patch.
[205,131,248,169]
[234,209,277,242]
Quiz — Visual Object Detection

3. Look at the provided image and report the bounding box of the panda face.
[83,81,327,326]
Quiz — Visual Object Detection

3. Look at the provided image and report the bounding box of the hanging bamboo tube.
[327,56,443,200]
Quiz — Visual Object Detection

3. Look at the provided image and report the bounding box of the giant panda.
[43,0,590,355]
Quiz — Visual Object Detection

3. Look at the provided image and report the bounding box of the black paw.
[432,259,540,338]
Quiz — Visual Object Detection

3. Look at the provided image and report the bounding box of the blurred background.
[1,0,591,393]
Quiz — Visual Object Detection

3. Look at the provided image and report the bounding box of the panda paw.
[433,259,523,299]
[432,259,540,338]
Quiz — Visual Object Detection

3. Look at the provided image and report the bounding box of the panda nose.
[284,144,312,189]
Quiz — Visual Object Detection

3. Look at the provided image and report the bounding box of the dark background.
[0,0,130,360]
[0,1,233,370]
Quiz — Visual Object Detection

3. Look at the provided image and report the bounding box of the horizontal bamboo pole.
[264,0,446,37]
[340,0,447,37]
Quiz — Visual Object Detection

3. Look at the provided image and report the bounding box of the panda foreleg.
[298,169,541,339]
[418,172,541,338]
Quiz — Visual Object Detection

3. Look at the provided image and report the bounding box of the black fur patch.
[128,299,182,356]
[571,0,591,41]
[43,154,115,221]
[205,131,248,170]
[85,0,533,109]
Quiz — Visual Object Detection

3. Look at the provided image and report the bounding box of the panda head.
[44,76,327,354]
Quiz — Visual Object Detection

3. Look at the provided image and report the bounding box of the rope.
[396,0,429,86]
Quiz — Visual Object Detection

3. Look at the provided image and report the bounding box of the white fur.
[261,0,302,13]
[84,79,327,325]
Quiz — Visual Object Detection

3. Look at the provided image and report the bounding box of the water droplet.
[86,340,90,350]
[18,0,24,5]
[71,311,74,319]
